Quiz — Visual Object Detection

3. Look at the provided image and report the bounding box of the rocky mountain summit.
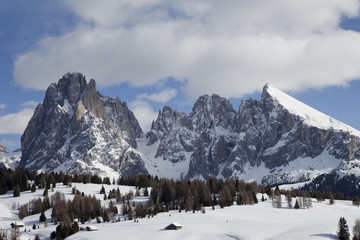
[18,72,360,195]
[143,84,360,187]
[20,73,145,177]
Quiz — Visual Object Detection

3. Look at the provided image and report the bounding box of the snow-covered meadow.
[1,182,360,240]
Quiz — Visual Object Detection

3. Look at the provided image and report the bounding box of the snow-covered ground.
[1,182,360,240]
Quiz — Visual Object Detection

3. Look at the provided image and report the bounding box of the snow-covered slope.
[266,84,360,136]
[1,183,360,240]
[18,73,360,195]
[143,84,360,195]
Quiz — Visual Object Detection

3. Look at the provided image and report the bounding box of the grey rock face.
[19,74,360,189]
[20,72,146,176]
[147,84,360,185]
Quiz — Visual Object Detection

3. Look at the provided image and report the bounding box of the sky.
[1,0,360,151]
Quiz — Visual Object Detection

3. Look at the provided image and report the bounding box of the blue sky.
[1,1,360,151]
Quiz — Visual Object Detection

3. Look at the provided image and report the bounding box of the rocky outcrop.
[144,84,360,189]
[20,72,145,176]
[19,73,360,195]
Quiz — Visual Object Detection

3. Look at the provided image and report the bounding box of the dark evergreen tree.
[13,185,20,197]
[294,199,300,209]
[144,188,149,197]
[329,193,335,205]
[100,185,105,195]
[34,234,40,240]
[337,217,350,240]
[353,218,360,240]
[50,231,56,240]
[70,222,79,235]
[353,196,360,207]
[31,184,36,193]
[39,211,46,222]
[274,185,281,196]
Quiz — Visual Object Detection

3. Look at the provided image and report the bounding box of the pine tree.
[39,211,46,222]
[294,199,300,209]
[353,196,360,207]
[353,218,360,240]
[100,185,105,195]
[329,193,335,205]
[31,184,36,193]
[337,217,350,240]
[34,234,40,240]
[13,185,20,197]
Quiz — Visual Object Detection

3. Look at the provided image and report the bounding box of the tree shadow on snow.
[310,233,338,239]
[225,234,241,240]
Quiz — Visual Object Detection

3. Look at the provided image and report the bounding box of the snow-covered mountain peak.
[17,73,360,195]
[20,73,144,176]
[264,84,360,137]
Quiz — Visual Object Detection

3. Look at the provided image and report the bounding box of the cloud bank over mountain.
[13,0,360,99]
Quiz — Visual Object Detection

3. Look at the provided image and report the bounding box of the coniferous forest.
[1,166,360,239]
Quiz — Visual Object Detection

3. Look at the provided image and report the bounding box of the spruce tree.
[337,217,350,240]
[13,185,20,197]
[353,218,360,240]
[39,211,46,222]
[329,193,335,205]
[294,199,300,209]
[31,184,36,193]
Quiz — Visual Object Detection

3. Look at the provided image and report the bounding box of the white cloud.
[13,0,360,98]
[0,104,5,110]
[0,108,35,134]
[129,100,158,132]
[137,89,178,103]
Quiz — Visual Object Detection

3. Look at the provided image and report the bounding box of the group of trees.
[51,191,102,225]
[50,221,79,240]
[337,217,360,240]
[0,168,28,195]
[5,166,360,239]
[2,166,360,204]
[18,197,50,220]
[0,228,23,240]
[148,177,263,213]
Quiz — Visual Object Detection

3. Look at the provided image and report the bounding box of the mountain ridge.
[11,72,360,195]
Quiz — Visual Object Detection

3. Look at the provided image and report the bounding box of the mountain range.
[3,72,360,195]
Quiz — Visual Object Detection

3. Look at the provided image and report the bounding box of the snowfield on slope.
[266,84,360,137]
[1,183,360,240]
